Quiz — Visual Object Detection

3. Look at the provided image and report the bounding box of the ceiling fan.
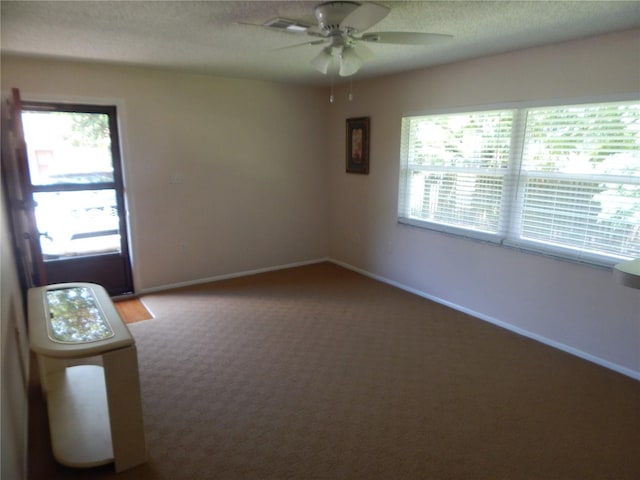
[247,1,453,77]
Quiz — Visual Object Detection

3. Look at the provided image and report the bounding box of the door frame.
[19,99,134,295]
[1,88,47,296]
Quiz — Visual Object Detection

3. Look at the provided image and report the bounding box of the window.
[398,100,640,266]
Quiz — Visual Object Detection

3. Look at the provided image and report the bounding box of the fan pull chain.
[330,77,335,103]
[328,76,355,104]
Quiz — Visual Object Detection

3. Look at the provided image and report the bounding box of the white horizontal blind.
[399,110,514,238]
[515,102,640,262]
[398,99,640,265]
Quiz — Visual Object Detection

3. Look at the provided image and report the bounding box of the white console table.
[28,283,147,472]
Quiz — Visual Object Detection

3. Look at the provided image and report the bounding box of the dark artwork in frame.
[346,117,370,174]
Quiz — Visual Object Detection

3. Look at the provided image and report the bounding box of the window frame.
[398,96,640,267]
[20,101,130,262]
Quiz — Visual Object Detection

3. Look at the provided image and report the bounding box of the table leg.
[38,356,67,395]
[103,345,147,472]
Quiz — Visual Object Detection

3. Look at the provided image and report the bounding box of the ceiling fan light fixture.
[339,46,362,76]
[311,47,334,74]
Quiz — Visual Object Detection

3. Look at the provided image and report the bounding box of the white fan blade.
[236,21,298,32]
[236,21,324,38]
[306,26,325,38]
[272,39,328,51]
[353,42,374,61]
[340,3,390,32]
[360,32,453,45]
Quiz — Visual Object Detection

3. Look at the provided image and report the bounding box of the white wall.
[1,32,638,385]
[1,58,329,291]
[326,29,640,379]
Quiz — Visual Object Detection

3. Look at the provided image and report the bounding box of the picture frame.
[346,117,370,174]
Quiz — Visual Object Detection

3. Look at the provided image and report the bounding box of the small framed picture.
[346,117,370,174]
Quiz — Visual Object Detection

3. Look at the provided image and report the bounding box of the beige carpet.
[28,262,640,479]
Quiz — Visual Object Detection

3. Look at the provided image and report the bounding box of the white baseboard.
[137,257,329,295]
[329,258,640,382]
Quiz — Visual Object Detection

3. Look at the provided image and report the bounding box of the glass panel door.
[21,103,133,295]
[23,110,114,186]
[33,190,120,258]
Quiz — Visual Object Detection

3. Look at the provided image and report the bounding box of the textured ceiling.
[2,1,639,86]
